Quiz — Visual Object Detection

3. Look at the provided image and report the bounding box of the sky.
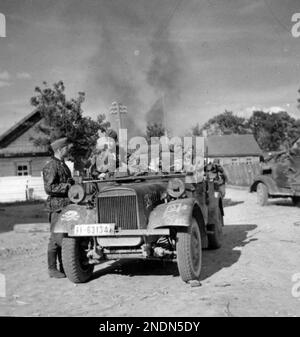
[0,0,300,136]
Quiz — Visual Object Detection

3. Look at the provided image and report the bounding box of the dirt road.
[0,188,299,316]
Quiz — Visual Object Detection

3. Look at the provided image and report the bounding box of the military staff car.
[54,172,224,284]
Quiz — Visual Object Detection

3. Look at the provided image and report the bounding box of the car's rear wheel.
[62,237,94,283]
[207,207,223,249]
[257,182,268,206]
[176,217,202,282]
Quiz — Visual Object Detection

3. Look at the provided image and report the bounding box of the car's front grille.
[98,193,138,230]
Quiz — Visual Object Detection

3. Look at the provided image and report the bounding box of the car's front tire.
[176,217,202,282]
[257,182,268,206]
[62,237,94,283]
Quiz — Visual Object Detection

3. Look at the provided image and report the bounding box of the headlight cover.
[167,178,185,198]
[68,184,86,204]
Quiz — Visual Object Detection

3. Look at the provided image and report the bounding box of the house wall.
[0,156,50,177]
[208,156,260,166]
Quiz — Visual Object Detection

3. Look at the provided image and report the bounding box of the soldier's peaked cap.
[50,137,71,151]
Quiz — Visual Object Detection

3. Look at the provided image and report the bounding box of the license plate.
[73,224,115,236]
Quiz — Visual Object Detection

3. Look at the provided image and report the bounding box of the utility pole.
[109,101,127,135]
[202,130,208,166]
[162,93,168,138]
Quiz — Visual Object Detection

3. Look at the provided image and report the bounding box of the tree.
[248,110,300,152]
[190,108,300,152]
[30,81,110,170]
[199,110,250,136]
[145,122,165,141]
[297,88,300,110]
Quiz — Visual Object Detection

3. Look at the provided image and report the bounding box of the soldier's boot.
[48,250,66,279]
[49,269,66,279]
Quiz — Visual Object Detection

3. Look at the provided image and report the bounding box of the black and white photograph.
[0,0,300,320]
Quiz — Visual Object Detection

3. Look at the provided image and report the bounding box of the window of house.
[16,163,30,176]
[246,157,252,165]
[231,158,238,165]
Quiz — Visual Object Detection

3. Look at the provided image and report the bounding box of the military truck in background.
[250,149,300,206]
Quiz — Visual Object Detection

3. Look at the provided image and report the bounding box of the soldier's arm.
[43,162,70,196]
[218,165,228,182]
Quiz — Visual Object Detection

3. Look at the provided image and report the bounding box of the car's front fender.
[148,198,208,248]
[53,204,97,233]
[250,175,281,195]
[148,198,201,229]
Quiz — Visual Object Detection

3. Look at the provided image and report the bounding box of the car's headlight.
[68,184,86,204]
[167,178,185,198]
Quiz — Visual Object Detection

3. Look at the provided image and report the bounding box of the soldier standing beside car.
[42,137,74,278]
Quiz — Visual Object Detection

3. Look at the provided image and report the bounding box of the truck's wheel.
[257,182,268,206]
[207,207,223,249]
[176,217,202,282]
[62,237,94,283]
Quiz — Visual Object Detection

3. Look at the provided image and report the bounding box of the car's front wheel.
[257,182,268,206]
[62,237,94,283]
[176,217,202,282]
